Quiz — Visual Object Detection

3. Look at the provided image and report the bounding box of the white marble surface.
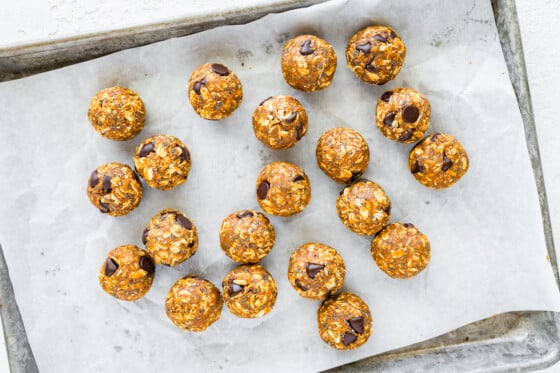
[1,0,559,371]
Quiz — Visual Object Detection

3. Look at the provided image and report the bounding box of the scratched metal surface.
[0,0,558,372]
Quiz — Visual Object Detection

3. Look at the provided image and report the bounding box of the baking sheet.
[1,0,559,372]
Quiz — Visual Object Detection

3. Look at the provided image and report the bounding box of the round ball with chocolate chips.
[187,63,243,120]
[376,87,431,143]
[287,242,346,300]
[166,275,223,332]
[142,208,198,267]
[219,209,275,264]
[281,34,337,92]
[87,86,146,141]
[316,127,370,184]
[346,25,406,85]
[87,162,143,217]
[408,133,469,189]
[252,96,308,149]
[134,134,192,190]
[256,161,312,217]
[98,244,155,301]
[317,292,373,350]
[222,264,278,318]
[336,179,391,236]
[371,222,431,279]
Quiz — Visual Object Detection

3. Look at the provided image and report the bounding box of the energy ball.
[252,96,308,149]
[87,162,142,217]
[187,63,243,120]
[143,208,198,267]
[134,134,191,190]
[408,133,469,189]
[281,35,337,92]
[87,86,146,141]
[256,161,311,217]
[98,244,155,301]
[316,127,370,184]
[222,264,278,318]
[219,209,275,264]
[346,26,406,85]
[288,242,345,300]
[376,88,431,143]
[336,179,391,236]
[166,275,223,332]
[371,223,431,279]
[317,292,373,350]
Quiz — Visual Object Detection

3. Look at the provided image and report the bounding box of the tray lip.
[1,0,559,372]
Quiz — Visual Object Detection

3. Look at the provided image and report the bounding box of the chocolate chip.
[211,63,229,76]
[442,153,453,171]
[179,146,190,162]
[349,171,362,182]
[431,133,440,141]
[142,228,149,245]
[356,43,371,54]
[295,279,309,291]
[348,317,365,334]
[403,223,415,228]
[229,282,244,297]
[342,332,357,346]
[89,170,99,188]
[300,40,314,55]
[381,91,393,102]
[188,241,195,248]
[138,143,155,157]
[102,175,112,194]
[373,33,388,43]
[257,181,270,199]
[139,256,155,275]
[293,175,305,182]
[193,78,206,95]
[176,215,193,230]
[259,96,273,106]
[104,258,118,276]
[402,105,420,123]
[398,131,412,142]
[383,112,396,126]
[306,263,325,279]
[390,30,397,39]
[384,203,391,215]
[410,161,423,174]
[284,111,297,124]
[365,62,377,72]
[99,202,110,213]
[236,210,254,219]
[295,123,304,140]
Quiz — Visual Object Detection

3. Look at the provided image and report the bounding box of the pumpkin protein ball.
[166,275,223,332]
[187,63,243,120]
[252,95,308,149]
[316,127,370,184]
[346,26,406,85]
[256,161,312,217]
[376,88,431,143]
[219,209,275,264]
[87,86,146,141]
[87,162,142,217]
[371,222,431,279]
[317,292,373,350]
[134,134,191,190]
[287,242,346,300]
[142,208,198,267]
[281,34,337,92]
[222,264,278,318]
[98,244,155,301]
[336,179,391,236]
[408,133,469,189]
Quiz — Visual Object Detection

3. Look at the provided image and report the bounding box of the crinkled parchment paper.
[1,0,559,371]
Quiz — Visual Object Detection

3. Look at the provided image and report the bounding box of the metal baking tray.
[1,0,558,371]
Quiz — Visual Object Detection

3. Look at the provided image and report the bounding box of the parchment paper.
[1,0,559,372]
